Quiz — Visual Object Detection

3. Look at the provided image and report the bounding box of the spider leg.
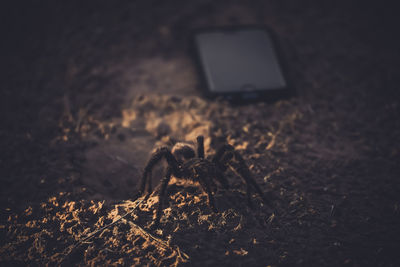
[215,168,230,190]
[198,175,217,212]
[154,167,173,227]
[197,135,204,158]
[146,171,153,198]
[135,147,180,199]
[230,150,268,205]
[212,144,235,171]
[214,144,267,205]
[212,144,237,187]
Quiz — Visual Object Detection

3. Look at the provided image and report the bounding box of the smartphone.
[192,26,292,102]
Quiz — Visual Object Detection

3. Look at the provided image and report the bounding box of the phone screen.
[193,27,290,101]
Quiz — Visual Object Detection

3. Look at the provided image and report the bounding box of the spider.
[135,135,268,227]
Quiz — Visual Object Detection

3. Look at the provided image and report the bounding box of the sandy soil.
[1,1,400,266]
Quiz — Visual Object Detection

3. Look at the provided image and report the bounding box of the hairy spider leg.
[196,135,204,158]
[215,168,230,190]
[136,147,181,199]
[212,144,236,188]
[212,144,233,171]
[153,167,217,227]
[213,144,267,205]
[197,174,218,212]
[231,150,268,205]
[154,167,173,226]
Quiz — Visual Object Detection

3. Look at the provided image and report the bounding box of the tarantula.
[135,135,267,226]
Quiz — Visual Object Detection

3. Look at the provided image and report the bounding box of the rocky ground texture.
[1,1,399,266]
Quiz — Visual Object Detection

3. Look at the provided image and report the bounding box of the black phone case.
[191,25,294,103]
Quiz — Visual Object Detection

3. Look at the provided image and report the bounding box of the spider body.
[135,136,267,226]
[180,158,217,183]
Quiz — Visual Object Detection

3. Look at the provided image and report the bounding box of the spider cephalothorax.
[135,135,267,226]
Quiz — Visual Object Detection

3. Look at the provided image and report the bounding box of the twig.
[61,198,144,262]
[60,197,189,265]
[123,219,190,263]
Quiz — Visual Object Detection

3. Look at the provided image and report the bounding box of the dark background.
[1,1,399,266]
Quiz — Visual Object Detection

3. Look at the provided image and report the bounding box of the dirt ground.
[1,1,400,266]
